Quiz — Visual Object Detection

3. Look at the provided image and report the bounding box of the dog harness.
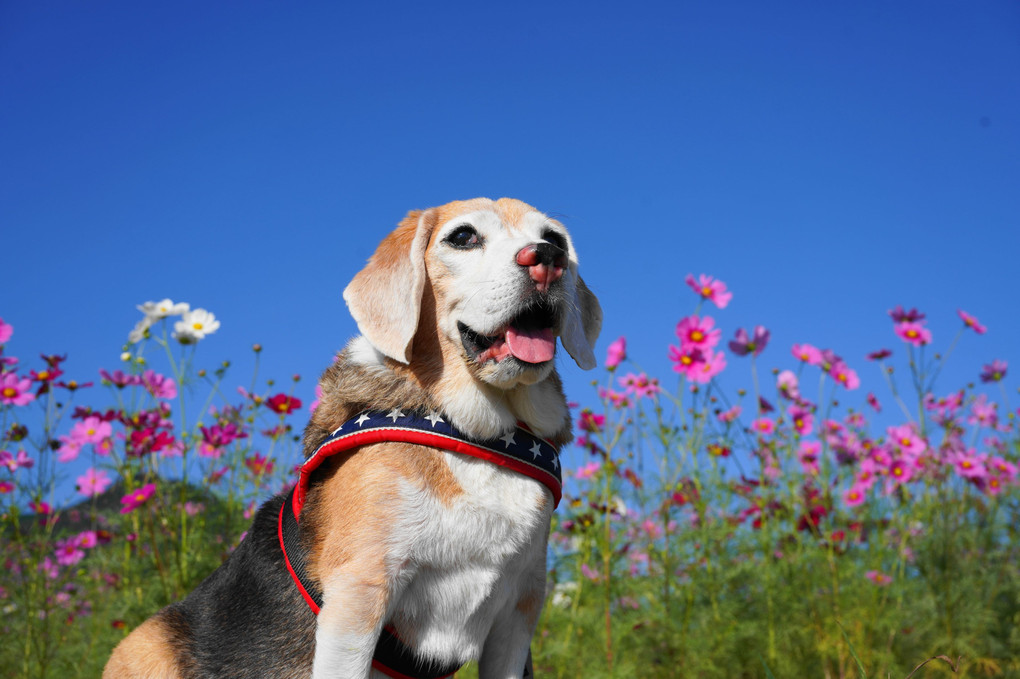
[277,408,562,679]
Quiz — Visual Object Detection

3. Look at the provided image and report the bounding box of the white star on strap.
[355,413,371,427]
[425,412,444,427]
[500,431,517,448]
[529,441,543,460]
[386,408,405,423]
[550,454,559,470]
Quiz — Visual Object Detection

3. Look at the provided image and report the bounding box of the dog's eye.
[542,230,568,252]
[444,225,482,249]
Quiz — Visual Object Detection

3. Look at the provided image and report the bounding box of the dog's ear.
[560,274,602,371]
[343,209,436,364]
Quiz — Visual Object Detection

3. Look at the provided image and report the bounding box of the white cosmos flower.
[173,308,220,344]
[138,298,190,319]
[127,316,153,344]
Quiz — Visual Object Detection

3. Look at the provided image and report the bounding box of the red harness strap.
[277,408,562,679]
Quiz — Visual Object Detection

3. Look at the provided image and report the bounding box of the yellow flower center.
[701,286,712,296]
[87,428,96,436]
[38,371,49,380]
[2,387,15,398]
[961,461,972,469]
[690,330,704,342]
[193,322,204,331]
[906,329,918,338]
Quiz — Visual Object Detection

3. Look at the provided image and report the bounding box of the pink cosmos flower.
[717,405,741,424]
[201,423,248,448]
[141,370,177,399]
[829,362,860,390]
[619,372,662,398]
[957,309,986,334]
[54,537,85,567]
[70,416,113,446]
[675,316,721,351]
[948,450,987,480]
[887,458,914,485]
[865,570,892,586]
[894,321,931,347]
[76,530,98,549]
[791,343,823,365]
[309,384,324,414]
[604,337,627,369]
[580,563,601,582]
[598,386,631,408]
[0,449,33,472]
[980,360,1007,383]
[866,348,892,361]
[887,424,926,457]
[751,417,775,435]
[968,395,998,428]
[856,458,880,489]
[668,345,704,378]
[688,350,726,384]
[843,484,867,508]
[0,480,13,493]
[244,452,275,476]
[729,326,770,357]
[575,461,601,480]
[99,369,142,388]
[0,373,35,406]
[56,435,83,463]
[685,273,732,309]
[777,370,800,400]
[866,392,881,412]
[988,456,1018,482]
[0,317,12,344]
[77,468,112,497]
[120,483,157,514]
[788,405,813,436]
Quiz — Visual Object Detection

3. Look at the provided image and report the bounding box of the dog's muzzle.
[458,302,558,365]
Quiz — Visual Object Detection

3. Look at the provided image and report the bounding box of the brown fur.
[104,618,181,679]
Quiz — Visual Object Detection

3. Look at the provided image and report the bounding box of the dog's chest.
[388,452,553,660]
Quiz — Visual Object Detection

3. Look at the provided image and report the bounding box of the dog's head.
[343,198,601,392]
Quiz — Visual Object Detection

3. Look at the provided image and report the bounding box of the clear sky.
[3,1,1019,487]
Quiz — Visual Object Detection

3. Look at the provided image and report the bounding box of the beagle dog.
[104,197,601,679]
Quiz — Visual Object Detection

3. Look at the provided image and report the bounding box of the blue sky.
[2,1,1019,488]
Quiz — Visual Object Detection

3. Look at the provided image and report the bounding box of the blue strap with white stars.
[292,409,562,514]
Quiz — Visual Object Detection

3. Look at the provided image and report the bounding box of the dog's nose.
[516,243,566,292]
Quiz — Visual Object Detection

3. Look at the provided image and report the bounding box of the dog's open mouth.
[458,304,558,365]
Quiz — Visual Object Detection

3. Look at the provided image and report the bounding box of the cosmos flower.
[675,316,721,351]
[174,308,220,344]
[141,370,177,400]
[120,483,157,514]
[684,273,732,309]
[888,306,925,323]
[957,309,986,334]
[604,337,626,369]
[980,360,1007,383]
[791,343,823,365]
[894,321,931,347]
[728,326,770,357]
[0,317,12,344]
[76,468,112,497]
[138,299,190,319]
[266,394,303,415]
[0,372,35,406]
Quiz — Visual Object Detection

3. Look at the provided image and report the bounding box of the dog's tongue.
[505,326,556,363]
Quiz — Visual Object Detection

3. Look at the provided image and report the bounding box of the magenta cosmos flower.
[120,483,157,514]
[791,343,822,365]
[843,484,867,508]
[675,315,721,351]
[0,317,12,344]
[70,416,113,446]
[957,309,986,334]
[141,370,177,400]
[788,405,814,436]
[894,321,931,347]
[886,424,927,457]
[888,305,925,323]
[685,273,732,309]
[829,362,860,390]
[77,468,112,497]
[604,337,626,369]
[0,372,35,406]
[980,360,1007,383]
[619,372,662,398]
[728,326,770,357]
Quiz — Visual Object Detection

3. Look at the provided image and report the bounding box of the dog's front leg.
[311,571,390,679]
